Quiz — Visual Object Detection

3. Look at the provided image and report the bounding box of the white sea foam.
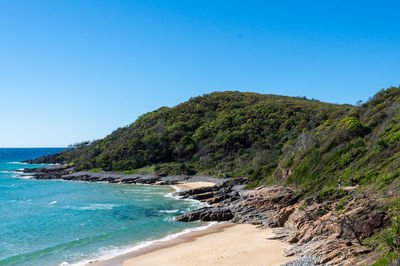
[62,221,218,266]
[13,175,33,179]
[165,190,209,208]
[159,209,180,213]
[7,161,60,166]
[170,185,181,192]
[164,185,182,200]
[65,203,117,211]
[0,170,20,174]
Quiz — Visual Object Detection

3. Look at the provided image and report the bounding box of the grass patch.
[123,165,156,174]
[89,168,102,173]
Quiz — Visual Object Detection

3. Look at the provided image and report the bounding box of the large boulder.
[175,207,234,222]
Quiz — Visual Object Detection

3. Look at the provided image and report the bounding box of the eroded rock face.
[276,194,386,265]
[175,184,387,265]
[175,184,299,226]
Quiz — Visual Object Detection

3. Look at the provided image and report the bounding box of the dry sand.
[174,181,216,190]
[121,223,293,266]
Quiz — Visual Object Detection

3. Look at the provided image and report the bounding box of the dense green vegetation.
[59,87,400,195]
[368,200,400,265]
[281,87,400,194]
[61,91,342,178]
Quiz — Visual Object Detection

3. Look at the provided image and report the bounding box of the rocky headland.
[20,165,387,265]
[22,153,66,165]
[20,165,225,185]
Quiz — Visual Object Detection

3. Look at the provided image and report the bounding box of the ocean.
[0,148,204,265]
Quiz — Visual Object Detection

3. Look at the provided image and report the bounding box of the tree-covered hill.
[43,87,400,195]
[61,91,343,178]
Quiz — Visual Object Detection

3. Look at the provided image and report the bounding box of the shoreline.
[89,222,227,266]
[16,165,298,265]
[85,182,219,266]
[19,165,228,186]
[13,164,224,266]
[91,222,294,266]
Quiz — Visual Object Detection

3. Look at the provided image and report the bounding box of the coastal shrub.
[375,139,389,152]
[89,168,102,173]
[365,200,400,264]
[334,117,368,143]
[372,252,399,266]
[315,205,331,218]
[335,202,345,211]
[123,165,156,174]
[317,188,348,202]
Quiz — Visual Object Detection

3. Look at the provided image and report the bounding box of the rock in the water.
[175,207,234,222]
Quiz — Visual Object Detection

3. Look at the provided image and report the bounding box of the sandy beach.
[93,222,293,266]
[174,181,216,190]
[124,223,292,266]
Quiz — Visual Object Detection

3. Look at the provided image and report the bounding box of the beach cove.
[0,149,215,265]
[17,163,297,266]
[94,223,292,266]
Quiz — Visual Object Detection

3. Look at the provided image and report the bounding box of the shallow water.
[0,148,202,265]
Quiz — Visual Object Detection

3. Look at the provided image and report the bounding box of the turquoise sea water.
[0,148,203,266]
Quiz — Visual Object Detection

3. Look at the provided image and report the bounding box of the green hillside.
[55,87,400,196]
[280,86,400,195]
[62,91,342,179]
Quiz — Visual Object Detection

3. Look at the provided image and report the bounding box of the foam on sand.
[122,223,294,266]
[66,222,217,266]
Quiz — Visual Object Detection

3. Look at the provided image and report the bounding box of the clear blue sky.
[1,0,399,147]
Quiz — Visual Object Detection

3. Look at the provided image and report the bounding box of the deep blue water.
[0,148,202,265]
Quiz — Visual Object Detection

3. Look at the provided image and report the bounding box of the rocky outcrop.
[23,165,74,178]
[19,166,226,185]
[22,153,66,164]
[176,207,234,222]
[175,184,388,265]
